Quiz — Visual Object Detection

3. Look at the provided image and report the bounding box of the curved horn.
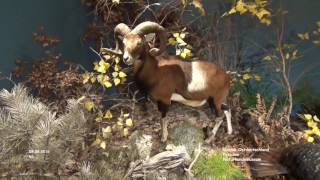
[114,23,131,51]
[101,23,131,56]
[131,21,167,56]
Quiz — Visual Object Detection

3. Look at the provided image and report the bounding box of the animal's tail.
[221,104,232,134]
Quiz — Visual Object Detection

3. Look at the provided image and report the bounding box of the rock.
[128,130,153,161]
[169,121,205,156]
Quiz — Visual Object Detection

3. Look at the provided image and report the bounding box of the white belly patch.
[170,93,206,107]
[187,62,207,92]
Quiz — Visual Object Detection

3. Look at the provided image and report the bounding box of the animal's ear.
[144,33,156,42]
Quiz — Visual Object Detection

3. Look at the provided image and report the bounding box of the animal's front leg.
[157,101,169,142]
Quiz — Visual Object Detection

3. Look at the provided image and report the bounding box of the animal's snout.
[123,52,129,61]
[123,51,133,65]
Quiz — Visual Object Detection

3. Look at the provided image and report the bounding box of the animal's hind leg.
[206,96,233,143]
[157,101,169,142]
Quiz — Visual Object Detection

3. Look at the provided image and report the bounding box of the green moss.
[193,151,246,180]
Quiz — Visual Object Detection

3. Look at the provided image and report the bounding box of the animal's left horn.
[131,21,167,56]
[114,23,131,52]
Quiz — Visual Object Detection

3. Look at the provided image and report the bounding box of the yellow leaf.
[117,121,123,127]
[114,65,121,71]
[95,60,110,74]
[90,76,97,83]
[256,9,271,20]
[103,81,112,88]
[242,73,251,80]
[255,0,268,7]
[114,78,121,86]
[235,0,247,14]
[82,73,91,84]
[186,44,193,49]
[168,37,177,45]
[307,136,314,143]
[102,126,112,133]
[180,48,192,59]
[242,68,251,73]
[307,121,317,128]
[240,79,245,84]
[126,118,133,127]
[228,7,237,15]
[124,113,130,118]
[102,126,112,138]
[254,75,261,81]
[176,37,186,45]
[112,72,118,78]
[173,33,180,38]
[77,95,86,102]
[100,141,106,149]
[192,0,205,16]
[176,49,181,56]
[304,130,313,135]
[100,75,112,88]
[285,53,290,60]
[298,33,309,40]
[104,110,113,119]
[123,128,129,137]
[260,18,271,25]
[102,152,109,157]
[119,71,127,78]
[95,112,103,122]
[112,0,120,4]
[97,74,104,83]
[84,101,94,111]
[246,4,257,14]
[179,33,186,39]
[263,55,272,61]
[115,56,120,64]
[312,126,319,134]
[292,49,298,58]
[304,114,312,121]
[94,136,101,146]
[313,115,319,122]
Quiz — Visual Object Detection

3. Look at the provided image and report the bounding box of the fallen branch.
[123,146,189,179]
[184,143,202,179]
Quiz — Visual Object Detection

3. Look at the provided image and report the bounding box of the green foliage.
[231,80,265,108]
[193,151,246,180]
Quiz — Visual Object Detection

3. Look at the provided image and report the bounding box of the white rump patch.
[187,62,207,92]
[171,93,206,107]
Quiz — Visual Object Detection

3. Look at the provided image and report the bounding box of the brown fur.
[132,45,230,116]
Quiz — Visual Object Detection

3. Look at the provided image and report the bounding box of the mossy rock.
[169,121,204,156]
[193,151,247,180]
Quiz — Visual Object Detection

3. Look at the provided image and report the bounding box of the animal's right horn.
[131,21,167,56]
